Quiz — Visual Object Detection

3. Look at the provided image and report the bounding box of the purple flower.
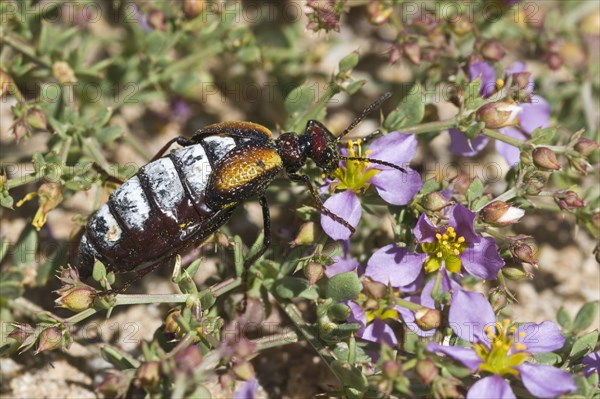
[583,351,600,385]
[364,204,504,289]
[234,378,258,399]
[428,289,577,398]
[451,62,551,166]
[326,241,361,277]
[347,300,399,347]
[321,132,422,240]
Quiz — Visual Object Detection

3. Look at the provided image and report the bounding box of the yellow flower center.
[421,226,467,273]
[330,139,380,193]
[473,319,531,376]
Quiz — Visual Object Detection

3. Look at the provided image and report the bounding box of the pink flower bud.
[24,108,47,131]
[415,307,441,331]
[554,190,585,210]
[422,192,450,212]
[135,361,161,391]
[476,102,522,129]
[36,326,63,354]
[291,222,317,247]
[415,359,438,385]
[403,42,421,65]
[481,201,524,226]
[183,0,206,18]
[574,138,599,157]
[510,238,538,266]
[533,147,561,170]
[55,286,95,312]
[481,39,505,61]
[305,262,325,285]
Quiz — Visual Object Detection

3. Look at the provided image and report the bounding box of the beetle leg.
[238,195,271,313]
[288,173,356,235]
[149,137,194,162]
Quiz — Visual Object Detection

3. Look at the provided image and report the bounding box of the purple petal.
[420,272,462,307]
[364,244,426,287]
[347,301,366,332]
[414,212,439,243]
[514,321,565,353]
[519,95,551,134]
[496,127,527,166]
[582,351,600,379]
[321,191,361,240]
[325,256,360,277]
[427,342,482,371]
[467,375,516,399]
[234,379,258,399]
[517,363,577,398]
[449,129,489,157]
[460,237,505,280]
[449,289,496,343]
[469,61,497,97]
[448,204,480,244]
[367,132,418,166]
[370,167,423,205]
[506,61,527,74]
[360,318,398,346]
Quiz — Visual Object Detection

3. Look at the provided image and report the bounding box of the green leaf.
[274,277,310,299]
[338,52,359,73]
[96,125,122,144]
[92,260,107,282]
[464,77,483,110]
[383,84,425,130]
[557,306,572,329]
[532,352,562,365]
[101,345,141,370]
[0,269,24,300]
[0,195,13,209]
[285,84,316,116]
[530,127,559,144]
[569,330,599,360]
[573,302,598,332]
[466,178,484,205]
[0,238,9,263]
[345,80,365,95]
[237,46,260,63]
[326,272,361,302]
[13,225,38,267]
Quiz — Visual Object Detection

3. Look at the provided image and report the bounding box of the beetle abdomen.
[78,136,238,277]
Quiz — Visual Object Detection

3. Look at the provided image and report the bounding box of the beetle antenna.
[342,156,407,173]
[336,92,392,141]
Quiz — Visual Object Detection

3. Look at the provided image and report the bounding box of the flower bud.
[403,42,421,65]
[164,309,182,338]
[183,0,206,18]
[36,326,63,354]
[510,238,538,266]
[568,155,591,174]
[450,18,473,36]
[481,201,524,226]
[55,286,95,312]
[52,61,77,84]
[554,190,585,210]
[135,361,161,391]
[502,264,531,280]
[434,376,462,399]
[574,138,599,157]
[363,279,387,299]
[414,307,441,331]
[476,102,521,129]
[546,52,563,71]
[415,359,438,385]
[24,108,47,131]
[174,345,203,375]
[367,0,393,25]
[382,360,401,379]
[305,262,325,285]
[291,222,317,247]
[422,192,450,212]
[511,72,532,91]
[532,147,561,170]
[522,170,548,195]
[481,39,505,61]
[148,9,166,31]
[8,323,34,344]
[489,288,508,312]
[97,370,130,397]
[233,361,255,381]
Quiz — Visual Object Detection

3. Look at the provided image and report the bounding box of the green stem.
[401,117,458,135]
[252,331,299,351]
[5,171,45,190]
[474,186,518,212]
[2,35,53,69]
[280,301,342,383]
[482,128,523,148]
[394,296,425,312]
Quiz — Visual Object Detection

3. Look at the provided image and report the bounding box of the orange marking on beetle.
[215,147,282,192]
[204,121,273,138]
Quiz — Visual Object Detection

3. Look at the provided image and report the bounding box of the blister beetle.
[77,93,405,296]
